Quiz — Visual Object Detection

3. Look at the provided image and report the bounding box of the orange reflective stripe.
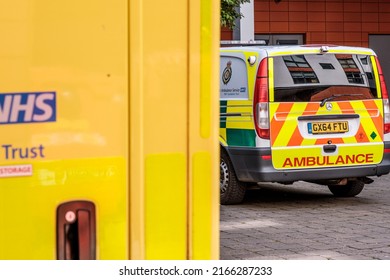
[287,126,303,146]
[270,102,294,146]
[287,102,318,147]
[363,100,383,137]
[302,102,321,115]
[337,100,354,112]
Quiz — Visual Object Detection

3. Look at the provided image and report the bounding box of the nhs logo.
[0,92,56,124]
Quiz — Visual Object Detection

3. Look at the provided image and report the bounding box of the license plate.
[308,121,349,134]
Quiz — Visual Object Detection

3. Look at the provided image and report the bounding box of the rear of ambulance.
[254,45,390,196]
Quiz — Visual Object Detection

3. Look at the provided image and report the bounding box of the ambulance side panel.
[0,1,128,259]
[1,0,220,260]
[220,51,258,148]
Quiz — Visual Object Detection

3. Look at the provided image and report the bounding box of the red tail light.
[253,58,270,139]
[375,56,390,134]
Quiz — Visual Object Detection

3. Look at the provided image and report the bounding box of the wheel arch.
[219,142,241,181]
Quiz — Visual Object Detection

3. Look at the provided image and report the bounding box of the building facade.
[221,0,390,88]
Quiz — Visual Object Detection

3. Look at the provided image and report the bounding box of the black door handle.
[323,144,337,153]
[57,201,96,260]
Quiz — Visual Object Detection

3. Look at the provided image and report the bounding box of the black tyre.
[328,180,365,197]
[220,149,246,205]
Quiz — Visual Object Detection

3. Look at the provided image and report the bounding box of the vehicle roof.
[220,44,377,56]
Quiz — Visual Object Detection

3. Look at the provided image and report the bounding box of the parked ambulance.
[220,43,390,204]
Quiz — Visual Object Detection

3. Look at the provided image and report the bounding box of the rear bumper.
[224,143,390,183]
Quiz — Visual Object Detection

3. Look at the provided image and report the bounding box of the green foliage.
[221,0,250,30]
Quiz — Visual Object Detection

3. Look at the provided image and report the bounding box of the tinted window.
[273,54,378,102]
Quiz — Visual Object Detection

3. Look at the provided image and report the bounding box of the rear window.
[272,54,378,102]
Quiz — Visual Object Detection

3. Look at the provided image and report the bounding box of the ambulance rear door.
[269,51,385,170]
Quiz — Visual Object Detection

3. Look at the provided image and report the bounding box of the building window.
[283,55,319,84]
[320,63,335,70]
[336,54,364,84]
[254,34,304,45]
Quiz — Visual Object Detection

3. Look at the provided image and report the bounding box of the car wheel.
[328,180,365,197]
[220,149,246,205]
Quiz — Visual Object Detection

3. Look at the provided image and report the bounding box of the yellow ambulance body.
[0,0,219,260]
[220,43,390,204]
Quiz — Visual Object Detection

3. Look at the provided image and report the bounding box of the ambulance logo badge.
[222,61,232,85]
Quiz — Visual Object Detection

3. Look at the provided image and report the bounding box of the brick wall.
[221,0,390,47]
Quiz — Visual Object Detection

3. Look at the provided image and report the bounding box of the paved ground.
[220,175,390,260]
